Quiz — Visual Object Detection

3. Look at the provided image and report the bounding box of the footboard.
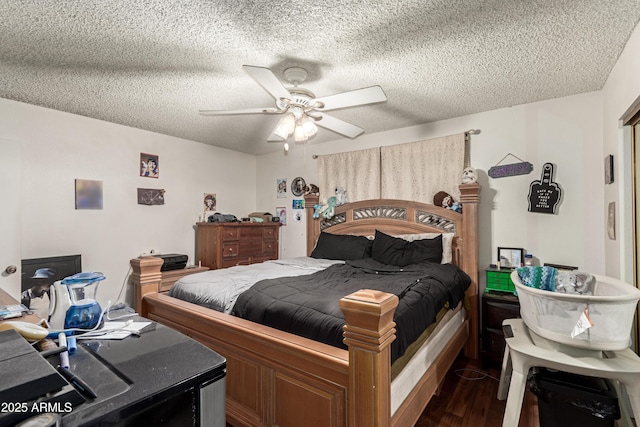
[134,258,399,427]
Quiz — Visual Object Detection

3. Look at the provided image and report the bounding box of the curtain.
[317,147,381,204]
[380,133,465,202]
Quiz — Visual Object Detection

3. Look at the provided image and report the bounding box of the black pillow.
[371,230,442,266]
[310,232,373,260]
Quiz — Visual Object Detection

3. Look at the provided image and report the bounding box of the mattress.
[391,304,465,415]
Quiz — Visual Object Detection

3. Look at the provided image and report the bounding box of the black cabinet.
[1,316,226,427]
[482,291,520,366]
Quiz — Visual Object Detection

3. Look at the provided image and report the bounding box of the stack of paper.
[0,304,28,320]
[77,321,152,340]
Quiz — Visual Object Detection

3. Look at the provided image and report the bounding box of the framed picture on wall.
[276,207,287,225]
[140,153,159,178]
[277,178,287,198]
[75,179,103,210]
[604,154,614,184]
[497,247,524,269]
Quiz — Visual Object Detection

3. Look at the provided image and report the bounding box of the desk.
[498,318,640,427]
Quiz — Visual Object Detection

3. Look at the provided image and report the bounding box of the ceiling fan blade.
[315,86,387,111]
[267,132,285,142]
[199,107,282,116]
[243,65,292,102]
[315,113,365,139]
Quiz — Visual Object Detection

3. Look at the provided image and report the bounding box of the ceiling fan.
[199,65,387,146]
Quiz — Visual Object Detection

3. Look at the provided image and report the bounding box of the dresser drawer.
[239,227,264,240]
[239,239,264,256]
[484,327,508,362]
[482,291,520,367]
[263,240,276,255]
[262,227,277,240]
[485,300,520,329]
[222,243,239,258]
[222,257,251,268]
[221,227,239,241]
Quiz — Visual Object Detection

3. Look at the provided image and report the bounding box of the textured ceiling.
[1,1,639,155]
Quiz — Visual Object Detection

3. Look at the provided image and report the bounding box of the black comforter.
[231,258,471,363]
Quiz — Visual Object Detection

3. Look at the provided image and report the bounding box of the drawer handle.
[228,248,233,252]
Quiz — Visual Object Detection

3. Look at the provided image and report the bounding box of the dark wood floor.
[416,356,540,427]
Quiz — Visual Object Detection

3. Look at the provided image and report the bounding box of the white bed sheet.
[169,257,343,314]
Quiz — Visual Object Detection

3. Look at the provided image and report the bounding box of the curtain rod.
[311,129,481,159]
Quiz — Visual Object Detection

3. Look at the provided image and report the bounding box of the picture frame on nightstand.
[497,247,524,268]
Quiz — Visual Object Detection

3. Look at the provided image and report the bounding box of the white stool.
[498,318,640,427]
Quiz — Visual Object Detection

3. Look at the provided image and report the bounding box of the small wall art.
[140,153,159,178]
[605,155,614,184]
[276,206,287,225]
[277,178,287,198]
[291,177,306,196]
[137,188,165,205]
[488,153,533,178]
[203,193,217,212]
[608,201,616,240]
[528,163,562,214]
[75,179,103,210]
[292,199,304,209]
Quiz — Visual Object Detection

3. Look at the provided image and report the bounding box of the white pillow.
[393,233,454,264]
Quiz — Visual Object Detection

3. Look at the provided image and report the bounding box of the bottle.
[524,254,533,266]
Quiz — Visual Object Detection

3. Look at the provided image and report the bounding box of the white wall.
[257,91,605,289]
[602,19,640,282]
[4,18,638,310]
[0,98,257,306]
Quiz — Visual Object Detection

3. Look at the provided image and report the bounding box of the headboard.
[304,182,481,357]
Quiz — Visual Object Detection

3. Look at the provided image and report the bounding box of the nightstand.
[482,291,520,366]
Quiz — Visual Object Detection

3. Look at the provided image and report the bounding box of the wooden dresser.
[196,222,280,269]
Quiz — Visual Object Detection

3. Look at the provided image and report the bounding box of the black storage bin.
[528,368,620,427]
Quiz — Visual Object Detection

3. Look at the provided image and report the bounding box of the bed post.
[130,256,163,315]
[340,290,399,427]
[459,182,481,359]
[304,194,321,255]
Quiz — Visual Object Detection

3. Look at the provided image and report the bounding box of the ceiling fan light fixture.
[293,122,307,143]
[301,116,318,138]
[291,106,304,120]
[274,113,296,139]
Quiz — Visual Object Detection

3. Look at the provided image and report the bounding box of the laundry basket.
[511,271,640,350]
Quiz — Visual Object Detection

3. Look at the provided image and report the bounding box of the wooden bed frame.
[131,183,480,427]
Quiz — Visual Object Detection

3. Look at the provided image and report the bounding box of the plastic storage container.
[528,368,619,427]
[485,269,516,293]
[512,271,640,350]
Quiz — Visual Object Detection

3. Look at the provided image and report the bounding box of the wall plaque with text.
[528,163,561,214]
